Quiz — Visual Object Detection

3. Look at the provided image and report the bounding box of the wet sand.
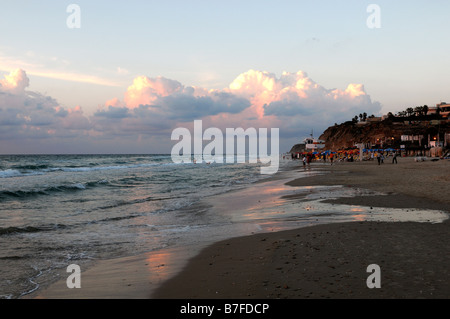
[29,157,450,299]
[153,157,450,299]
[286,157,450,210]
[153,221,450,298]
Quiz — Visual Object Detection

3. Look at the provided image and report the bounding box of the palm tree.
[414,106,423,116]
[406,107,414,117]
[423,105,428,116]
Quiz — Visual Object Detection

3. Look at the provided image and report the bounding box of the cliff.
[318,118,448,151]
[288,143,306,154]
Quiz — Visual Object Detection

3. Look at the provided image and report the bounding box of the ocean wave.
[10,164,50,170]
[97,195,175,210]
[0,224,68,236]
[0,169,44,178]
[0,159,220,179]
[0,159,175,178]
[0,180,109,201]
[0,255,26,260]
[44,162,171,173]
[97,213,143,223]
[0,189,48,199]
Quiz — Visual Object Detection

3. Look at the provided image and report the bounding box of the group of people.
[302,153,313,167]
[374,151,398,165]
[291,152,335,167]
[290,150,399,166]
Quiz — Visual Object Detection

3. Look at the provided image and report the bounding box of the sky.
[0,0,449,154]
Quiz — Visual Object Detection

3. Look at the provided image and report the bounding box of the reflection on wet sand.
[206,170,448,234]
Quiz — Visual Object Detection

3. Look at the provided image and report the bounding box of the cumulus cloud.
[203,69,382,149]
[124,75,183,108]
[97,70,380,132]
[0,69,29,93]
[0,68,381,153]
[227,70,380,121]
[0,69,92,142]
[98,75,251,122]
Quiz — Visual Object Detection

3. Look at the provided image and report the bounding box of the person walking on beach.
[330,153,334,165]
[376,152,381,165]
[392,151,398,164]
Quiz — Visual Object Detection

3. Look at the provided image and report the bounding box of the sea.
[0,154,297,299]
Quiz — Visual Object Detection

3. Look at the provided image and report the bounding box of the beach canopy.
[360,148,401,153]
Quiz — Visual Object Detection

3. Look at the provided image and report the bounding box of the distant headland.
[290,103,450,157]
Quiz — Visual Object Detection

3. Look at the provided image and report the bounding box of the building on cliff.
[428,102,450,118]
[319,113,449,157]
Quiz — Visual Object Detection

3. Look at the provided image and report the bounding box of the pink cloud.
[97,69,380,143]
[1,68,381,153]
[0,69,29,93]
[124,75,183,108]
[104,97,124,108]
[0,69,93,141]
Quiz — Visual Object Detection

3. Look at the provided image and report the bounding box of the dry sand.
[30,157,450,299]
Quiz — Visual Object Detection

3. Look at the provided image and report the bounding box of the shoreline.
[27,157,450,298]
[24,163,305,299]
[286,158,450,210]
[153,157,450,299]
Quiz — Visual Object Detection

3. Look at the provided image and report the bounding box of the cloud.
[100,75,251,121]
[0,68,381,153]
[29,70,122,87]
[227,70,379,116]
[224,69,381,130]
[0,54,122,87]
[124,76,184,108]
[148,90,250,120]
[0,69,92,142]
[0,69,29,93]
[94,106,130,119]
[117,67,129,75]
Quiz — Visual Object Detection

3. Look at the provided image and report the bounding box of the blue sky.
[1,1,449,153]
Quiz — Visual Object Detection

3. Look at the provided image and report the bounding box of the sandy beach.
[154,157,450,299]
[29,157,450,299]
